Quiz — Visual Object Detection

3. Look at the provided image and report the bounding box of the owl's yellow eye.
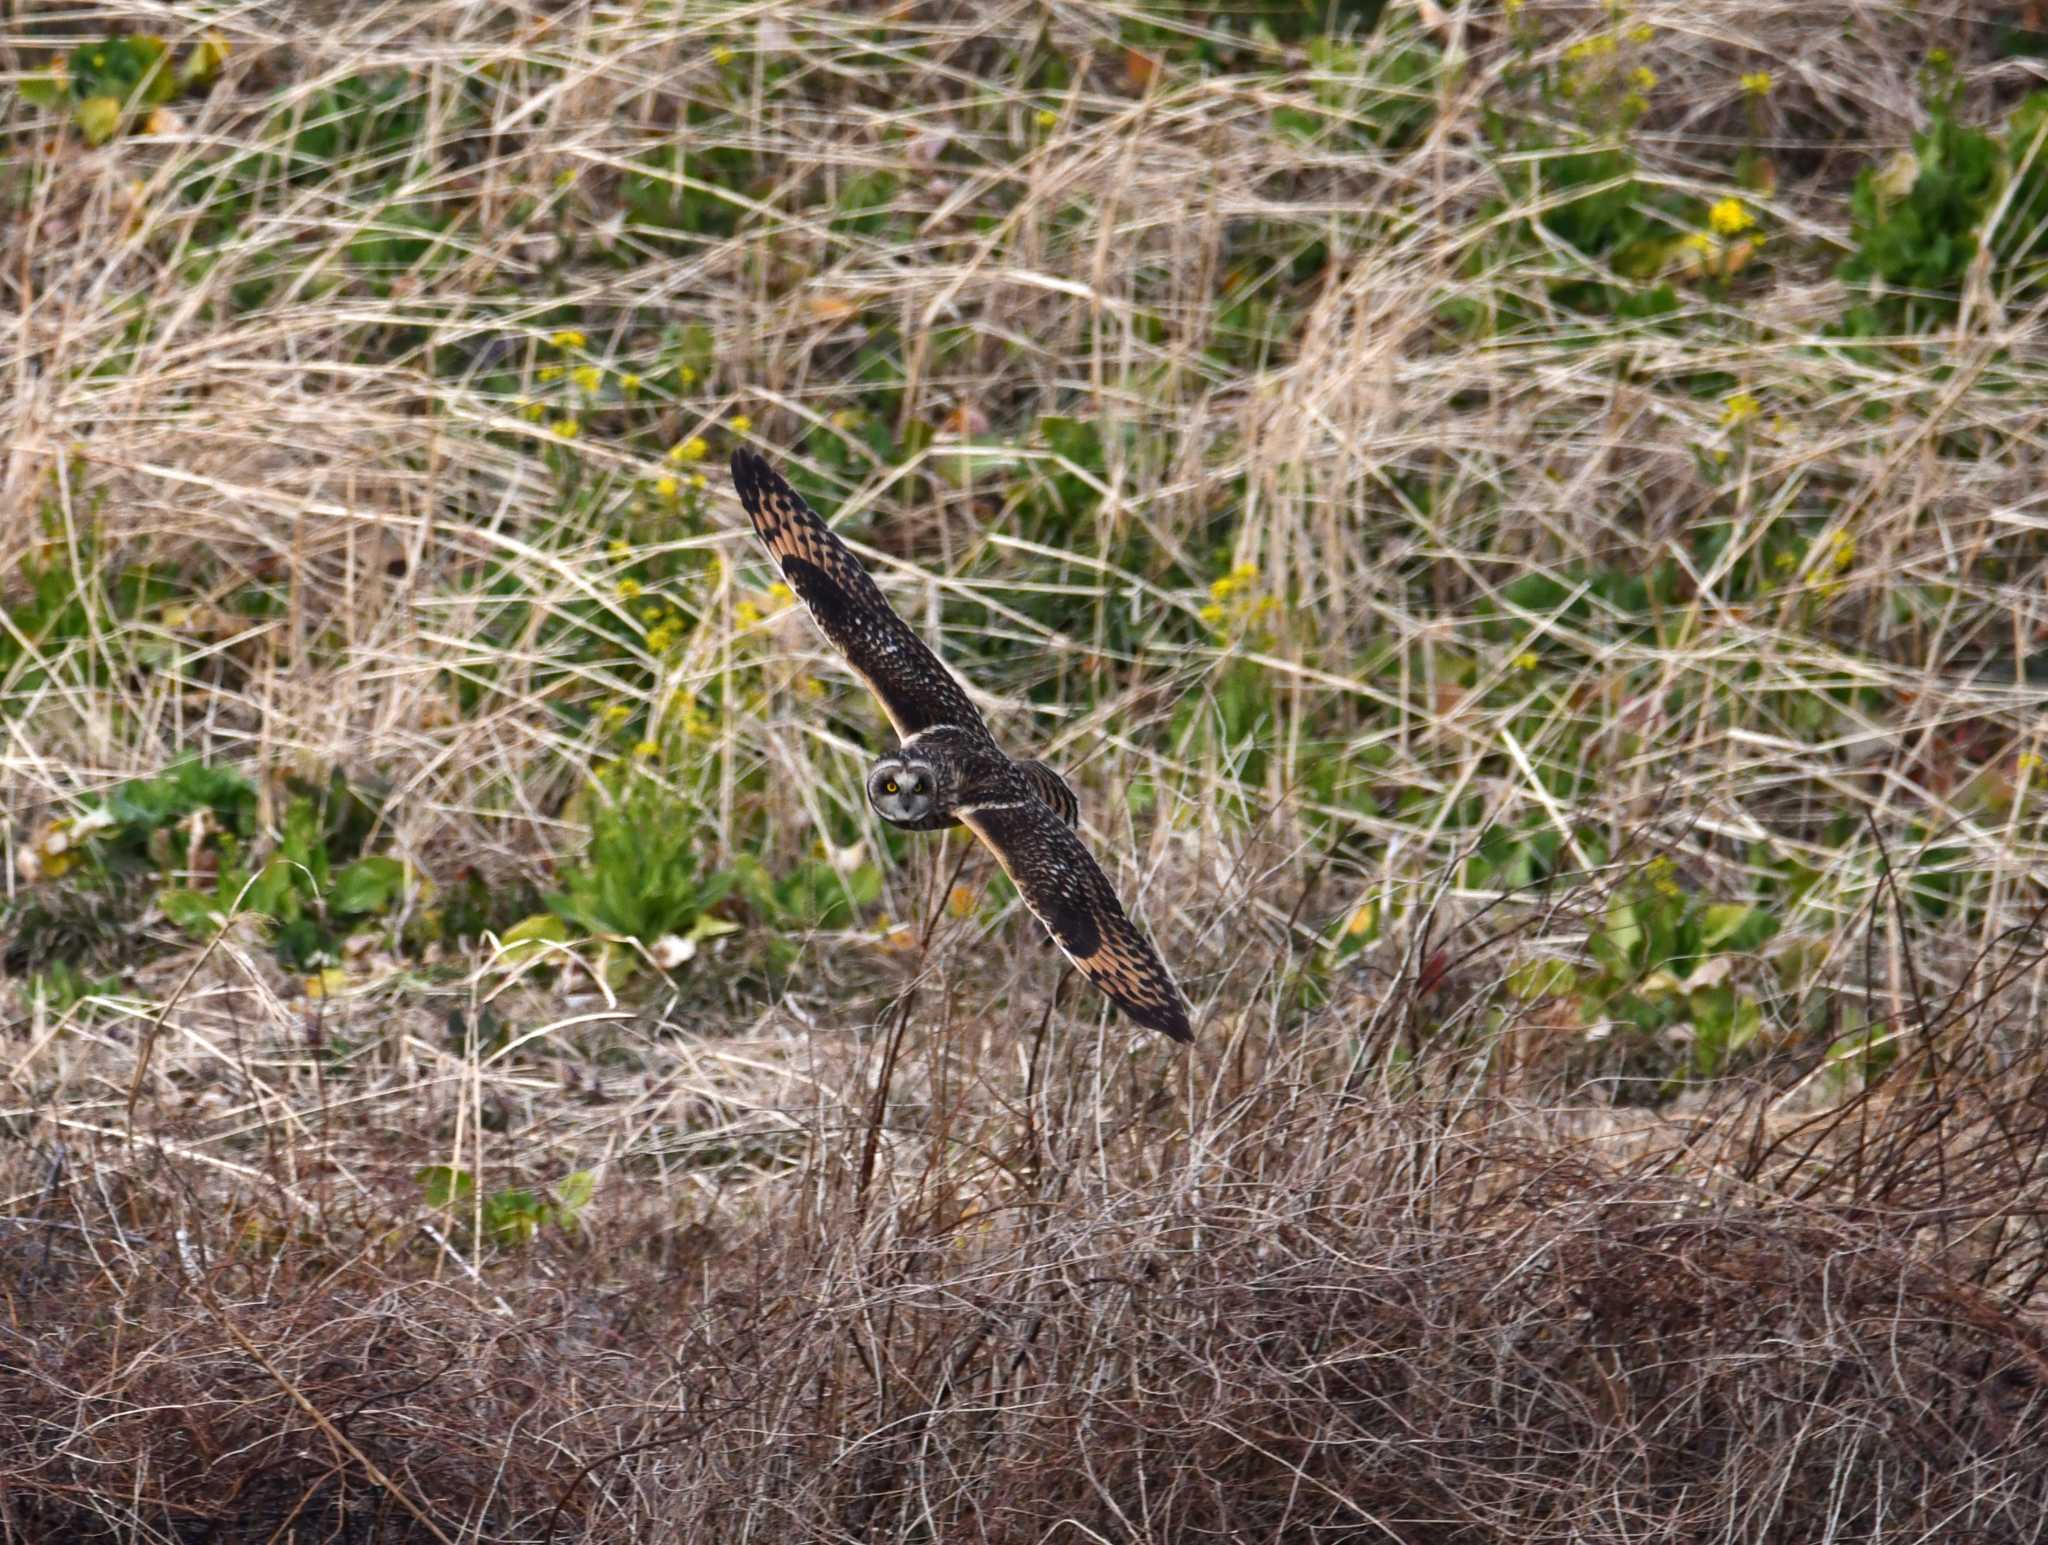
[885,779,898,794]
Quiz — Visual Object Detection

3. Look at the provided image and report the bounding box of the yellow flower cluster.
[1199,562,1281,631]
[667,691,716,739]
[550,329,586,350]
[668,436,709,464]
[1708,197,1755,237]
[646,611,686,653]
[1721,392,1760,428]
[1741,71,1773,96]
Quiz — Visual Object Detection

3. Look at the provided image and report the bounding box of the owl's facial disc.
[868,757,936,825]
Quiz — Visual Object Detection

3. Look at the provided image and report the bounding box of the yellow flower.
[620,372,641,393]
[1620,93,1648,118]
[304,968,349,1000]
[608,539,631,557]
[1035,108,1058,129]
[600,702,632,724]
[1708,197,1754,236]
[538,365,563,382]
[668,436,709,464]
[1830,532,1855,571]
[768,581,794,604]
[1514,651,1540,671]
[1740,71,1773,96]
[678,365,697,387]
[521,401,547,421]
[729,414,752,434]
[616,577,643,599]
[1209,575,1237,601]
[735,599,763,627]
[1720,392,1760,427]
[689,472,708,491]
[1198,603,1226,627]
[1629,24,1654,43]
[656,474,680,498]
[1631,67,1657,92]
[571,365,603,393]
[1231,561,1258,581]
[632,740,660,757]
[550,417,581,438]
[712,44,735,66]
[2020,753,2044,774]
[1345,901,1377,937]
[641,604,664,622]
[1682,231,1716,255]
[550,329,586,350]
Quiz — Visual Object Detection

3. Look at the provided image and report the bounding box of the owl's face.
[868,755,938,825]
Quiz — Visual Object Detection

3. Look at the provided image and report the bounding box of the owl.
[731,447,1192,1044]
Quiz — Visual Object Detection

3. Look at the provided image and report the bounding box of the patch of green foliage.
[415,1164,594,1247]
[1510,859,1781,1099]
[18,30,227,144]
[544,774,736,948]
[153,768,410,970]
[1840,81,2048,334]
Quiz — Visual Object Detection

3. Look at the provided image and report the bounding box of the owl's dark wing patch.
[1016,759,1078,827]
[959,799,1191,1044]
[732,448,990,742]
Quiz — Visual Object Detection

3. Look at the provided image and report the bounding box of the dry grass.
[6,0,2048,1539]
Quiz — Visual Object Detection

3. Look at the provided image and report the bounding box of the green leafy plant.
[1840,87,2048,333]
[543,774,736,951]
[1510,859,1781,1096]
[156,776,409,970]
[416,1165,595,1246]
[19,31,228,144]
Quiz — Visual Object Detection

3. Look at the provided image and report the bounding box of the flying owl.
[731,446,1192,1044]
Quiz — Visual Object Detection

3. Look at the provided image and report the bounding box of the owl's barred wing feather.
[959,800,1191,1043]
[1016,759,1079,827]
[731,448,991,742]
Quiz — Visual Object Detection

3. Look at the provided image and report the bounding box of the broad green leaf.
[416,1165,474,1208]
[330,855,404,915]
[499,912,570,964]
[75,95,122,144]
[554,1170,596,1220]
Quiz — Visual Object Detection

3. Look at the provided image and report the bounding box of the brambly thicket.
[8,3,2048,1540]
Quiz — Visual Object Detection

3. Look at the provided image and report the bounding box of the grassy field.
[8,1,2048,1539]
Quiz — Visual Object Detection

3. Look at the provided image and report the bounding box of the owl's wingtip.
[1140,1000,1194,1045]
[729,444,769,488]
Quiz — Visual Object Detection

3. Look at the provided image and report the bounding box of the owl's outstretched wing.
[958,798,1191,1044]
[731,448,991,742]
[1016,759,1079,827]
